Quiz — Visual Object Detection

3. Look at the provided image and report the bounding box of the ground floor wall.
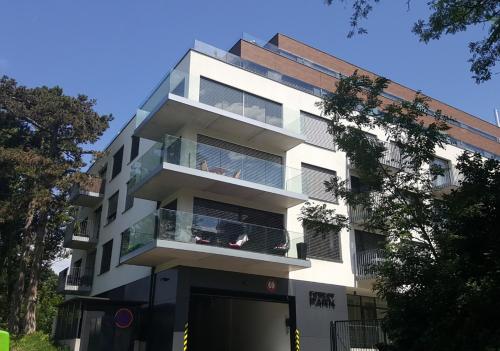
[56,266,351,351]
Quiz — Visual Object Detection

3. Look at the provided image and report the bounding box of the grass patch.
[11,332,68,351]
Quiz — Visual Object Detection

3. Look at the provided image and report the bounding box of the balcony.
[355,249,385,280]
[128,135,307,208]
[134,68,304,152]
[57,267,93,295]
[68,177,104,207]
[63,218,99,250]
[332,320,388,351]
[348,194,381,225]
[119,208,310,276]
[431,165,462,194]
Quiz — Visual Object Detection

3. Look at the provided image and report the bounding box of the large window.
[193,198,284,229]
[100,239,113,274]
[199,77,283,127]
[303,226,341,262]
[124,181,134,212]
[192,198,286,255]
[111,146,124,179]
[130,136,140,162]
[300,112,335,150]
[107,191,119,223]
[302,163,337,203]
[347,294,387,321]
[355,230,385,252]
[196,135,284,189]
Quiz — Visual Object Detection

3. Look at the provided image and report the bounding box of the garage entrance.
[188,290,293,351]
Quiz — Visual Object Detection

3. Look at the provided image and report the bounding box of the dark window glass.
[199,77,282,127]
[193,198,284,229]
[94,206,102,239]
[200,78,243,115]
[350,176,370,194]
[124,182,134,212]
[354,230,385,252]
[302,163,337,203]
[196,135,283,189]
[98,165,107,180]
[303,226,341,262]
[347,294,387,321]
[100,239,113,274]
[130,136,140,162]
[300,112,335,150]
[107,191,119,223]
[111,146,124,179]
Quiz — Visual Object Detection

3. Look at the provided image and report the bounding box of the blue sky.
[1,0,499,157]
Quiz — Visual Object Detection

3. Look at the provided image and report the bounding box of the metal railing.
[333,320,388,351]
[120,208,305,260]
[64,218,99,243]
[57,267,93,292]
[380,142,402,168]
[432,165,463,190]
[348,194,381,224]
[129,134,303,194]
[356,249,385,280]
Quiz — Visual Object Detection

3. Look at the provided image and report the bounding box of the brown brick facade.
[236,34,500,156]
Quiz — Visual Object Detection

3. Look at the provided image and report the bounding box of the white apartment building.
[53,33,500,351]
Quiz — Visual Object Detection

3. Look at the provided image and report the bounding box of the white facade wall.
[67,49,469,297]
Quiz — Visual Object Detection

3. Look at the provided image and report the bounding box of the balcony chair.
[270,230,290,256]
[228,233,249,249]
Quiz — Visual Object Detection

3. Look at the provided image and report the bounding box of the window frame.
[129,136,140,163]
[303,225,342,262]
[106,191,119,223]
[99,239,113,275]
[301,163,338,204]
[111,146,124,180]
[123,181,134,212]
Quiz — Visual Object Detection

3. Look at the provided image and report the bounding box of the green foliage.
[376,154,500,350]
[303,70,500,350]
[11,332,68,351]
[0,75,112,334]
[36,271,63,335]
[325,0,500,83]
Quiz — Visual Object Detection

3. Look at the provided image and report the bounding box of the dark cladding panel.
[291,280,348,351]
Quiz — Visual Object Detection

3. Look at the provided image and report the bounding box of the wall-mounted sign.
[309,291,335,309]
[266,279,277,293]
[114,308,134,329]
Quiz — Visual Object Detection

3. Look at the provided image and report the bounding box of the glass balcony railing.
[129,135,303,194]
[120,208,305,260]
[136,66,302,135]
[136,69,189,127]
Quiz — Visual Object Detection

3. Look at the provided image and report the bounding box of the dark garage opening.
[189,292,292,351]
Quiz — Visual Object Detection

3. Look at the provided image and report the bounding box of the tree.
[300,71,500,350]
[36,269,64,335]
[0,76,112,334]
[325,0,500,83]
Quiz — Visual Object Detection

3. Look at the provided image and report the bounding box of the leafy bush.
[11,332,68,351]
